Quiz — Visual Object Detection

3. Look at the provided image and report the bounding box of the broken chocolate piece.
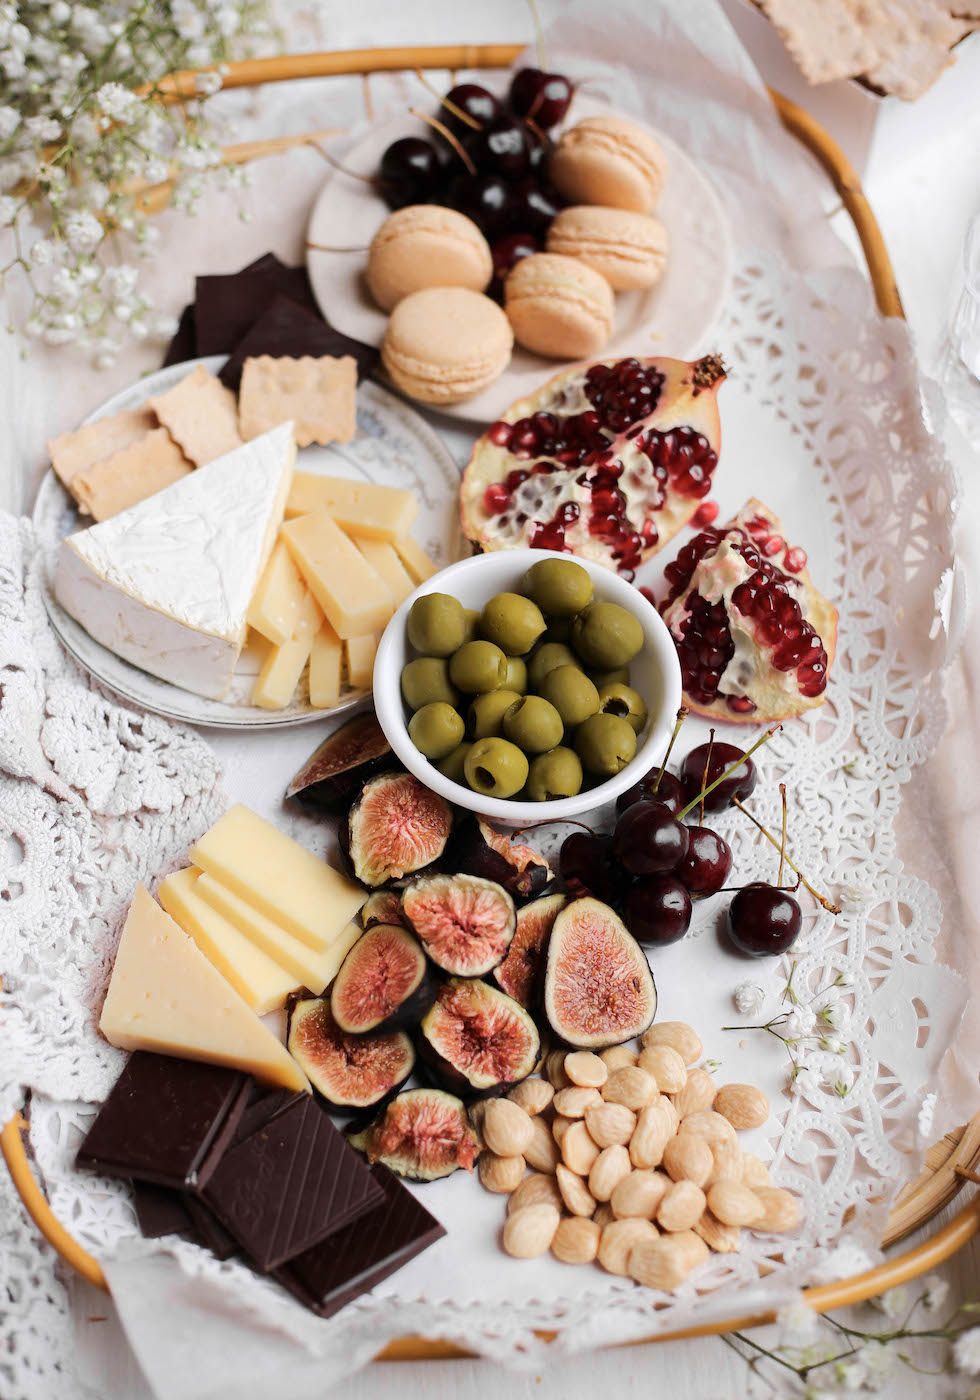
[194,265,317,356]
[183,1197,239,1260]
[132,1181,198,1241]
[218,294,379,391]
[162,305,196,368]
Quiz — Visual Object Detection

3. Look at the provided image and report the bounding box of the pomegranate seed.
[641,519,658,544]
[746,515,771,539]
[529,521,566,551]
[505,469,529,491]
[532,461,555,476]
[726,696,757,714]
[483,484,511,515]
[762,534,784,557]
[510,418,538,451]
[784,547,807,573]
[558,502,580,524]
[487,420,513,447]
[639,586,657,606]
[693,500,719,526]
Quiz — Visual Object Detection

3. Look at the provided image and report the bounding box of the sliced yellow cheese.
[195,873,361,994]
[351,536,416,607]
[394,534,439,583]
[309,621,343,709]
[281,510,394,639]
[247,539,307,646]
[158,868,298,1015]
[99,885,309,1092]
[285,472,418,540]
[344,632,380,690]
[250,591,322,710]
[189,803,364,950]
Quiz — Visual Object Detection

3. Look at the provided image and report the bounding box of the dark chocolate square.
[184,1196,239,1260]
[217,294,379,391]
[132,1181,198,1241]
[76,1054,250,1191]
[275,1165,445,1317]
[231,1084,305,1147]
[162,305,196,367]
[202,1094,384,1272]
[194,264,317,356]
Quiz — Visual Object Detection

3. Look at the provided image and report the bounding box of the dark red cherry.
[624,875,692,946]
[559,832,617,903]
[676,827,732,898]
[491,231,539,281]
[443,83,500,137]
[447,171,514,239]
[615,770,685,816]
[680,742,758,813]
[726,884,802,957]
[508,67,573,130]
[508,179,561,234]
[378,137,443,209]
[471,115,531,179]
[613,800,689,876]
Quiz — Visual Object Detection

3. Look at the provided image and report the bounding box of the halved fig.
[420,978,540,1095]
[285,712,393,810]
[330,924,437,1034]
[543,896,657,1048]
[347,1087,480,1181]
[287,998,415,1108]
[360,890,407,928]
[493,892,567,1007]
[347,771,453,887]
[447,817,553,900]
[401,874,515,976]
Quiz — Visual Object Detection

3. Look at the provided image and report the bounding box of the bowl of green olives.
[373,549,682,827]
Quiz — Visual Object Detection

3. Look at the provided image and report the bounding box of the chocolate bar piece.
[194,264,318,356]
[76,1053,250,1191]
[231,1084,304,1146]
[162,253,291,367]
[276,1165,445,1317]
[218,295,379,391]
[132,1181,198,1241]
[202,1093,384,1272]
[184,1196,239,1260]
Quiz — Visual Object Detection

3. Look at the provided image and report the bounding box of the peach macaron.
[366,205,493,312]
[546,206,669,291]
[549,116,668,214]
[382,286,513,404]
[504,253,615,359]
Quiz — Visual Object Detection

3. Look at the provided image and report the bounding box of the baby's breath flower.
[922,1274,949,1311]
[0,103,20,138]
[855,1340,893,1389]
[30,238,56,265]
[809,1241,874,1284]
[0,193,18,224]
[733,982,765,1016]
[790,1064,821,1098]
[24,113,61,141]
[956,1329,980,1376]
[872,1284,910,1320]
[822,1062,853,1096]
[776,1298,819,1344]
[784,1005,816,1038]
[64,210,102,253]
[917,1091,937,1143]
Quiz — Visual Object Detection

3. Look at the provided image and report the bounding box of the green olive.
[525,746,583,801]
[539,664,600,729]
[522,557,593,617]
[464,737,529,799]
[437,741,473,784]
[449,639,509,694]
[502,695,564,754]
[597,683,648,734]
[406,593,467,657]
[588,666,630,689]
[504,655,528,694]
[400,657,459,711]
[528,642,578,691]
[574,712,637,777]
[469,688,522,739]
[460,607,480,645]
[480,592,546,656]
[571,602,644,670]
[408,702,465,760]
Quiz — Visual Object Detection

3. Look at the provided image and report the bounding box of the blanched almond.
[753,1186,802,1232]
[584,1101,636,1148]
[551,1215,600,1265]
[705,1139,743,1187]
[713,1082,769,1131]
[611,1169,670,1220]
[556,1162,596,1217]
[662,1134,713,1187]
[741,1152,771,1189]
[694,1210,742,1253]
[588,1143,632,1202]
[564,1051,607,1088]
[545,1049,572,1089]
[508,1172,563,1215]
[637,1044,687,1093]
[641,1021,702,1065]
[671,1067,716,1119]
[524,1113,561,1173]
[593,1201,616,1228]
[483,1098,534,1157]
[602,1065,657,1111]
[599,1045,638,1071]
[597,1217,658,1275]
[680,1109,738,1147]
[629,1230,708,1289]
[706,1181,765,1227]
[503,1203,560,1258]
[656,1179,707,1232]
[479,1152,526,1193]
[508,1078,554,1117]
[629,1102,673,1169]
[562,1119,601,1175]
[553,1086,602,1118]
[551,1115,572,1146]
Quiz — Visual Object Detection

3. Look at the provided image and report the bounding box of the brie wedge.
[54,421,295,699]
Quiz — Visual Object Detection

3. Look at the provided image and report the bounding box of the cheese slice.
[285,473,418,540]
[189,804,364,950]
[394,534,439,583]
[352,537,416,607]
[54,423,296,700]
[247,538,308,646]
[251,591,322,710]
[195,873,362,994]
[309,621,343,709]
[99,885,309,1092]
[281,510,393,639]
[158,868,298,1015]
[344,632,380,690]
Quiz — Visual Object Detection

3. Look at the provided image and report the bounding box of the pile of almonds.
[471,1021,801,1292]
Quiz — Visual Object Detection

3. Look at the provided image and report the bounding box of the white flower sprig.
[726,964,857,1097]
[0,1,272,365]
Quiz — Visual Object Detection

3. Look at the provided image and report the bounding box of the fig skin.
[347,770,454,887]
[347,1087,480,1181]
[446,816,553,901]
[287,997,415,1109]
[543,896,657,1049]
[360,890,408,929]
[493,892,567,1008]
[285,712,393,811]
[401,873,516,977]
[419,978,541,1097]
[330,924,438,1035]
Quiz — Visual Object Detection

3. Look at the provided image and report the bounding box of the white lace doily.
[0,248,971,1400]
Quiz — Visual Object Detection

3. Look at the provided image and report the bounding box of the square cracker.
[218,294,378,392]
[72,428,193,521]
[238,355,357,448]
[865,0,969,98]
[757,0,897,82]
[48,408,156,492]
[148,363,242,467]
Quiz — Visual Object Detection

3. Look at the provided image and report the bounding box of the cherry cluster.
[377,67,573,284]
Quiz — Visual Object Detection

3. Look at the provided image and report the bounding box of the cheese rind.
[344,632,380,690]
[281,510,393,640]
[247,539,308,646]
[309,622,343,709]
[352,537,416,607]
[189,804,364,950]
[99,885,309,1092]
[158,868,298,1014]
[285,473,417,540]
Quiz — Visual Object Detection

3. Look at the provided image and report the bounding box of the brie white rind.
[55,421,296,700]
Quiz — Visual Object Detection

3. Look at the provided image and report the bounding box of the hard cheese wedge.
[309,621,343,709]
[195,873,362,995]
[158,868,298,1015]
[189,804,364,951]
[393,534,438,583]
[281,510,393,640]
[352,537,416,607]
[54,422,295,700]
[251,590,323,710]
[285,473,418,540]
[99,885,310,1092]
[247,538,308,646]
[344,632,379,690]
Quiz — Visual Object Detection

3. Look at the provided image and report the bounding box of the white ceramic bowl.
[373,549,682,829]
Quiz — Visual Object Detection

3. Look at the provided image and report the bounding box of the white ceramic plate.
[306,94,734,423]
[33,356,466,730]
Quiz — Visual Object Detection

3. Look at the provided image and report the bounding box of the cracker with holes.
[148,364,242,467]
[238,355,357,447]
[48,409,157,495]
[757,0,895,82]
[72,428,193,521]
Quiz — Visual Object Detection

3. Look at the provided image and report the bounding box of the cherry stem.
[309,140,372,183]
[524,113,549,147]
[527,0,548,70]
[652,706,687,795]
[732,796,841,914]
[511,817,596,839]
[413,69,481,129]
[306,240,369,253]
[699,727,715,828]
[408,108,476,174]
[778,782,787,888]
[676,725,781,821]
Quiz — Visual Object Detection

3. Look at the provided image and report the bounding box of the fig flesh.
[286,712,393,811]
[493,892,567,1007]
[402,873,516,976]
[420,978,540,1095]
[287,998,415,1109]
[543,896,657,1048]
[347,770,453,887]
[330,924,437,1034]
[360,890,407,928]
[447,817,553,900]
[347,1087,480,1181]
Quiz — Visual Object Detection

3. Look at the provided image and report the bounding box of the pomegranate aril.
[784,547,807,572]
[529,521,566,551]
[484,484,511,514]
[487,420,513,447]
[762,535,784,557]
[726,695,757,714]
[505,469,529,490]
[510,419,539,451]
[693,500,719,526]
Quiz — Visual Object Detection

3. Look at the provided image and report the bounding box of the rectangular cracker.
[48,409,156,492]
[864,0,968,97]
[72,428,193,521]
[756,0,896,82]
[238,355,357,448]
[148,364,243,467]
[218,294,379,392]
